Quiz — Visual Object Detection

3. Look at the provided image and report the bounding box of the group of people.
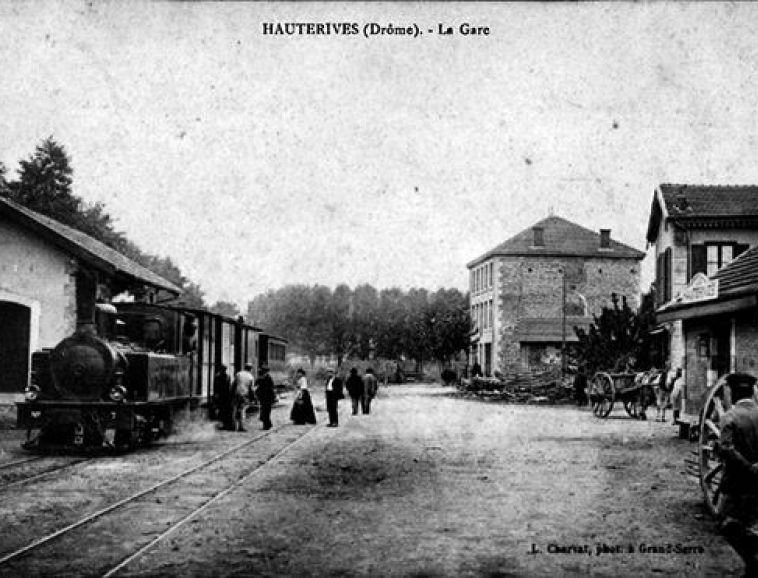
[212,363,276,432]
[213,364,380,432]
[290,366,379,427]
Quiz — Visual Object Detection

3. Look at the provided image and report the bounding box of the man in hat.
[324,367,344,427]
[255,364,276,430]
[718,372,758,576]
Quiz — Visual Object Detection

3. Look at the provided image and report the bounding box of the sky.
[2,2,758,307]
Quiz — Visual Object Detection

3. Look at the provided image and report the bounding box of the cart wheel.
[591,372,615,418]
[698,376,730,517]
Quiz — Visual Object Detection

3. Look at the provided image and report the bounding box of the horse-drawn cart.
[589,371,660,419]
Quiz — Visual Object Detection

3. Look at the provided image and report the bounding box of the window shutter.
[664,248,672,302]
[656,253,664,306]
[691,245,706,278]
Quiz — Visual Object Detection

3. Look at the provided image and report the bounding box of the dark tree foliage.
[208,301,241,318]
[2,137,206,307]
[248,284,470,368]
[573,292,656,375]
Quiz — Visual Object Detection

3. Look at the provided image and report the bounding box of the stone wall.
[497,255,641,370]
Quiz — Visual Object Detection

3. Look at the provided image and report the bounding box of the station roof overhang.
[0,196,181,295]
[656,293,758,324]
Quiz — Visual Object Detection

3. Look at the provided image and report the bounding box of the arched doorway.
[0,301,31,393]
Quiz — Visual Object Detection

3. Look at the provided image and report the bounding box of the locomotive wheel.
[591,372,615,418]
[698,377,730,517]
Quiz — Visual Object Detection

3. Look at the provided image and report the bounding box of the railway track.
[0,456,93,490]
[0,423,319,576]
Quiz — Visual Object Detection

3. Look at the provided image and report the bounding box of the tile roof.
[514,316,593,343]
[468,215,645,267]
[713,245,758,297]
[659,184,758,218]
[0,196,181,294]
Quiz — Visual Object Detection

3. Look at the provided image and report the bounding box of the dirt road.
[109,383,738,577]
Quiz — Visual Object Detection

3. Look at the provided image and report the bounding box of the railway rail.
[0,423,319,576]
[0,456,93,490]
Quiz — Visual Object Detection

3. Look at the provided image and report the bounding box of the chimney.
[533,226,545,247]
[599,229,611,248]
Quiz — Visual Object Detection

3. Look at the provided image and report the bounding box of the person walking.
[213,364,233,430]
[290,368,316,425]
[717,372,758,576]
[231,363,254,432]
[362,367,378,415]
[254,364,275,430]
[346,367,364,416]
[324,367,344,427]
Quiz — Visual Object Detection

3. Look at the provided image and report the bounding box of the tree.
[6,137,80,226]
[573,293,655,374]
[425,288,471,366]
[208,301,241,318]
[351,284,379,359]
[329,284,353,366]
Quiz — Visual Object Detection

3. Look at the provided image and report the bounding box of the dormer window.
[533,227,544,247]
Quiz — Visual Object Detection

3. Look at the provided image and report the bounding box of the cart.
[697,375,734,517]
[589,371,660,419]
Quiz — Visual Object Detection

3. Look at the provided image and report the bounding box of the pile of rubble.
[456,368,575,404]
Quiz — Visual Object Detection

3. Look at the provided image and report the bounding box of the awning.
[657,294,758,323]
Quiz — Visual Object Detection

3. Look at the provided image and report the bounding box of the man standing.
[255,364,276,430]
[346,368,364,416]
[669,367,685,425]
[213,364,232,430]
[717,372,758,576]
[232,363,255,432]
[362,367,378,415]
[324,367,343,427]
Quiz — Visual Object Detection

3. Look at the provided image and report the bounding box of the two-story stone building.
[0,196,180,397]
[646,184,758,427]
[467,215,644,374]
[646,185,758,368]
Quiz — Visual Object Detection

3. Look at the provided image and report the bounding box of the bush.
[440,368,457,386]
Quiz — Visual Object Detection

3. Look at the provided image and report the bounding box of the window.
[691,243,748,279]
[489,262,494,288]
[489,299,493,327]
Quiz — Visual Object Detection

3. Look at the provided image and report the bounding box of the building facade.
[468,216,644,374]
[647,184,758,425]
[0,197,179,396]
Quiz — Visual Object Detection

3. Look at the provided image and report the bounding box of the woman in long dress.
[290,368,317,425]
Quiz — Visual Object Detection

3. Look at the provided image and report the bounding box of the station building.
[467,215,644,374]
[0,196,180,398]
[647,184,758,426]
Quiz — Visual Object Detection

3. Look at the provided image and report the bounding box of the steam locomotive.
[16,302,286,451]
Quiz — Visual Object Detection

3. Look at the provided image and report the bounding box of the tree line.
[247,284,471,368]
